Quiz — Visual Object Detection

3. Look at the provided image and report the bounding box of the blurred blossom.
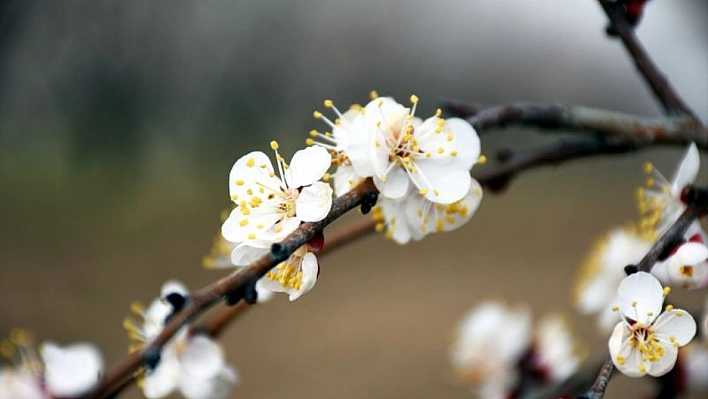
[637,142,703,241]
[0,329,104,398]
[608,272,696,377]
[530,314,584,384]
[652,241,708,289]
[124,281,237,399]
[574,228,653,332]
[449,301,531,399]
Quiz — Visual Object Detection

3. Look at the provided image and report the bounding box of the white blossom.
[221,143,333,243]
[449,301,531,399]
[531,314,584,384]
[373,177,482,244]
[574,228,653,332]
[608,272,697,377]
[309,99,365,196]
[637,143,703,241]
[346,95,480,204]
[0,329,104,399]
[652,241,708,289]
[124,281,238,399]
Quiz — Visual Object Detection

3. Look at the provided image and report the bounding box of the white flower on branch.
[574,228,653,332]
[124,281,238,399]
[531,314,585,384]
[0,329,104,399]
[221,143,333,243]
[652,241,708,289]
[309,99,365,197]
[372,177,482,244]
[449,301,531,399]
[637,142,703,241]
[229,237,321,301]
[345,94,481,204]
[609,272,697,378]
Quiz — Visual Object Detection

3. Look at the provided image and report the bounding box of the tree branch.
[597,0,698,118]
[578,360,615,399]
[443,101,707,148]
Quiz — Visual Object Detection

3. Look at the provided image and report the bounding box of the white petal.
[608,322,645,377]
[286,146,331,188]
[228,151,281,201]
[0,369,45,399]
[180,335,225,380]
[646,340,678,377]
[161,280,189,299]
[258,216,302,242]
[617,272,664,324]
[230,241,270,266]
[295,181,333,222]
[346,117,377,178]
[179,366,238,399]
[378,197,414,244]
[41,341,104,397]
[221,207,283,243]
[374,166,409,200]
[332,164,362,197]
[142,344,181,398]
[412,159,471,204]
[653,309,697,346]
[670,142,699,196]
[650,261,672,286]
[288,252,319,301]
[447,118,481,170]
[254,280,275,303]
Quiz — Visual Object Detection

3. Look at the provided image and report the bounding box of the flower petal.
[229,151,281,201]
[221,206,283,243]
[608,322,645,377]
[295,181,333,222]
[286,146,331,189]
[332,164,362,197]
[0,370,45,399]
[646,339,679,377]
[670,142,699,195]
[653,309,697,346]
[412,158,471,204]
[374,165,409,200]
[230,241,271,266]
[179,366,238,399]
[142,345,181,398]
[617,272,664,325]
[180,335,225,379]
[288,252,319,301]
[41,341,104,397]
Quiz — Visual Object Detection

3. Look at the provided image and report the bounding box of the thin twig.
[579,360,615,399]
[443,101,707,148]
[597,0,698,118]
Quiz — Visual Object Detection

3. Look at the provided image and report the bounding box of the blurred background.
[1,0,706,398]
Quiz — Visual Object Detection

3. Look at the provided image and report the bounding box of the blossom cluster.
[210,93,484,303]
[123,281,237,399]
[575,143,707,333]
[449,301,584,399]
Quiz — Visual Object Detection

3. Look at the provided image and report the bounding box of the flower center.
[265,246,309,290]
[629,325,665,363]
[278,189,299,218]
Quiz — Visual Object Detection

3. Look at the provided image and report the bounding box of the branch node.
[359,190,379,214]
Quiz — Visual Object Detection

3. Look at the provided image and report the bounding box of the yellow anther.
[437,147,445,154]
[478,155,487,164]
[643,162,653,174]
[369,90,379,100]
[612,306,619,312]
[665,304,674,311]
[230,194,238,201]
[239,219,249,227]
[675,310,683,317]
[275,225,283,233]
[679,265,693,277]
[375,223,385,232]
[410,94,419,104]
[324,99,333,108]
[247,233,256,240]
[310,129,318,137]
[322,173,331,182]
[305,138,315,146]
[638,365,646,373]
[270,141,279,150]
[662,287,671,296]
[435,108,442,117]
[313,111,322,119]
[235,179,245,186]
[130,301,144,315]
[446,134,453,142]
[433,189,440,196]
[419,189,428,196]
[616,355,625,365]
[631,301,637,307]
[646,177,655,187]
